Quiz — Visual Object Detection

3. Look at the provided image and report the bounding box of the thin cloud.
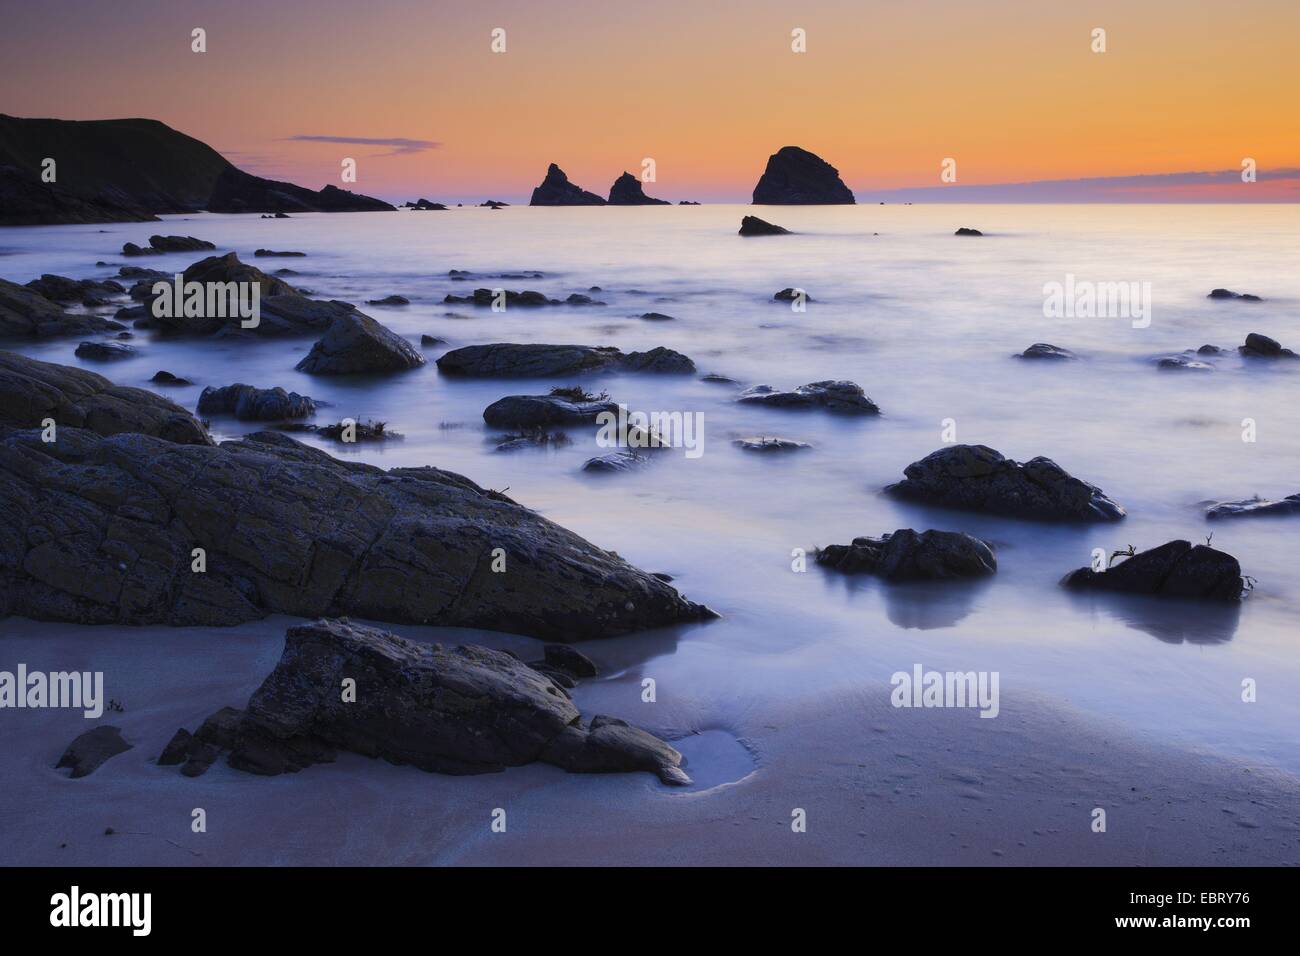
[284,135,440,156]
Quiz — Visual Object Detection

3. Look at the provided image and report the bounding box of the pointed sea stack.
[608,172,670,205]
[530,164,606,206]
[752,146,854,205]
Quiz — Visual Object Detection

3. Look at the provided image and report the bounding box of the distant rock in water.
[405,198,448,210]
[751,146,854,204]
[733,436,810,452]
[295,313,426,375]
[173,619,690,784]
[739,215,790,236]
[123,235,215,256]
[0,278,124,339]
[25,274,125,306]
[75,340,136,361]
[1156,354,1213,371]
[737,381,878,414]
[773,287,810,302]
[437,343,695,377]
[955,227,983,236]
[483,393,618,428]
[1208,288,1262,301]
[640,312,674,321]
[1018,343,1077,360]
[679,200,700,205]
[0,115,394,224]
[444,288,560,307]
[150,370,192,386]
[885,444,1125,522]
[1206,494,1300,520]
[529,163,606,206]
[583,451,649,473]
[817,529,997,581]
[253,249,306,258]
[1062,540,1245,602]
[1238,332,1297,358]
[56,726,132,778]
[607,172,670,205]
[197,383,316,420]
[366,294,409,306]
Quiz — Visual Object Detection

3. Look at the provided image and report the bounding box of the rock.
[1238,332,1297,358]
[540,643,598,678]
[0,405,712,636]
[751,146,854,204]
[138,253,303,335]
[198,383,317,420]
[443,288,560,307]
[122,235,215,256]
[56,726,132,778]
[295,313,426,375]
[583,451,649,473]
[0,350,210,443]
[607,172,670,205]
[1157,354,1213,371]
[1018,343,1076,360]
[190,619,688,784]
[737,380,878,414]
[157,728,194,765]
[406,198,448,210]
[481,200,509,208]
[640,312,674,321]
[24,274,125,305]
[885,444,1125,521]
[75,340,137,361]
[277,420,397,443]
[1062,540,1244,602]
[0,279,124,339]
[420,334,446,346]
[437,343,694,377]
[0,162,157,226]
[366,295,409,306]
[483,394,618,428]
[1208,288,1262,301]
[565,293,604,306]
[253,249,306,258]
[739,215,790,236]
[1197,344,1227,355]
[529,163,607,206]
[1206,494,1300,520]
[733,436,810,452]
[773,287,811,302]
[955,227,983,236]
[679,200,700,205]
[150,370,192,385]
[817,529,997,580]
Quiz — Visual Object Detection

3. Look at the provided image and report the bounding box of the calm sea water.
[3,203,1298,771]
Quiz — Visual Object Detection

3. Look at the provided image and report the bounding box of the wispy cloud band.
[284,135,440,156]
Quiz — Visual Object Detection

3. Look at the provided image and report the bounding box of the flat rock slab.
[737,380,878,414]
[1206,494,1300,520]
[437,343,694,377]
[483,394,618,428]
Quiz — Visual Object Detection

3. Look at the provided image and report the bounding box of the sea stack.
[529,163,606,205]
[752,146,855,204]
[607,172,670,205]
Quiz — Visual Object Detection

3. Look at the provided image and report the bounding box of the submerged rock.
[366,294,409,306]
[817,529,996,580]
[176,619,689,784]
[640,311,675,321]
[75,340,137,361]
[0,402,711,637]
[1157,354,1214,371]
[737,380,878,414]
[253,249,306,258]
[437,342,694,377]
[483,393,618,428]
[739,215,790,236]
[608,172,670,205]
[1208,288,1262,301]
[197,383,317,420]
[732,436,810,452]
[0,350,210,443]
[150,370,192,386]
[885,444,1125,521]
[0,278,124,339]
[1206,494,1300,520]
[1018,343,1076,360]
[529,163,606,206]
[443,288,560,307]
[295,313,426,375]
[583,451,649,473]
[773,287,811,302]
[56,726,132,778]
[1238,332,1297,358]
[1062,540,1244,602]
[955,227,983,236]
[751,146,854,204]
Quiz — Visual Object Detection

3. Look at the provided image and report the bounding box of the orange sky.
[2,0,1298,201]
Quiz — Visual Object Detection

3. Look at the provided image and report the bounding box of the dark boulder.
[1206,494,1300,520]
[1157,354,1213,371]
[1018,343,1076,360]
[437,342,695,377]
[751,146,854,204]
[817,529,997,580]
[733,436,810,452]
[0,279,124,339]
[25,275,125,305]
[75,340,136,361]
[640,312,675,321]
[739,215,790,236]
[1208,288,1262,301]
[737,380,878,414]
[123,235,215,256]
[955,227,983,236]
[56,726,132,778]
[1062,540,1244,602]
[1238,332,1297,358]
[607,172,670,205]
[253,249,306,258]
[483,394,618,428]
[366,295,409,306]
[583,451,649,473]
[178,619,689,784]
[150,370,192,386]
[773,287,811,301]
[443,288,560,307]
[295,313,426,375]
[197,383,317,420]
[884,444,1125,521]
[529,163,606,206]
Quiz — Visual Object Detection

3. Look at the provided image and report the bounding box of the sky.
[2,0,1298,203]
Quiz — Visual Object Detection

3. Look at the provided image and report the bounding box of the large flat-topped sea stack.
[529,163,606,206]
[752,146,855,204]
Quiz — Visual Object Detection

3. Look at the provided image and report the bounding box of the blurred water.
[2,203,1298,771]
